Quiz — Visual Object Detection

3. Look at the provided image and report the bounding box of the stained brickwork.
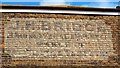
[1,13,120,66]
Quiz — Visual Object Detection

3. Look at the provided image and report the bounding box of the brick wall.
[1,13,120,66]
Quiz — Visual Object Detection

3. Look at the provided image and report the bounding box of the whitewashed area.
[4,18,115,60]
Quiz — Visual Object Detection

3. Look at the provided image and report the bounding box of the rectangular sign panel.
[5,18,114,60]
